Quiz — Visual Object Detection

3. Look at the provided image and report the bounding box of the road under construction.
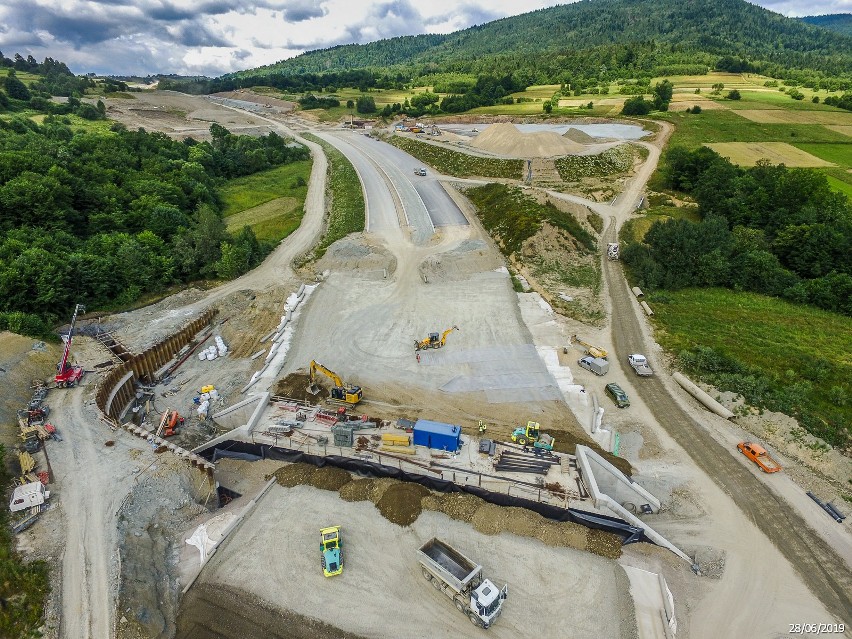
[7,92,851,639]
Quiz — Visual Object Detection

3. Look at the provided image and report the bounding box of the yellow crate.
[381,433,411,446]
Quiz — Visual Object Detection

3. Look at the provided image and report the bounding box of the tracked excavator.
[307,360,363,405]
[415,325,459,352]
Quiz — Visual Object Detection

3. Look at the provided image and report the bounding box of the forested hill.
[800,14,852,36]
[238,0,852,80]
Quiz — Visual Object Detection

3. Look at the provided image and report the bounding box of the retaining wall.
[94,309,218,474]
[95,309,217,420]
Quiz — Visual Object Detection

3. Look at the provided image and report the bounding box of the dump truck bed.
[418,538,481,592]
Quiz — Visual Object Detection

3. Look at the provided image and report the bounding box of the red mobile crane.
[55,304,86,388]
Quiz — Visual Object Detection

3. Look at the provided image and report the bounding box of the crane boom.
[55,304,86,387]
[570,334,607,359]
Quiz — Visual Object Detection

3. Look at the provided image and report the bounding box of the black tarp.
[204,440,649,545]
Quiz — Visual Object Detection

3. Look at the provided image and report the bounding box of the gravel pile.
[421,492,483,522]
[338,478,373,502]
[305,466,351,491]
[267,462,622,558]
[375,483,430,526]
[270,463,316,487]
[586,529,622,559]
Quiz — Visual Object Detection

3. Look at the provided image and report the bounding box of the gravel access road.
[603,220,852,627]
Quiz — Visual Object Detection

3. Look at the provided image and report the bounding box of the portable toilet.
[412,420,462,452]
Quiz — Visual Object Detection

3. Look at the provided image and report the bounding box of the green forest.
[623,147,852,315]
[0,67,309,336]
[232,0,852,84]
[158,0,852,119]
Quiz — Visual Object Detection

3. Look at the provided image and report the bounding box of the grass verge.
[554,144,635,179]
[649,288,851,450]
[387,135,523,179]
[0,445,51,639]
[465,183,596,254]
[302,134,365,255]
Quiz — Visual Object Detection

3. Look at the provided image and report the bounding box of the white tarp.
[185,511,236,563]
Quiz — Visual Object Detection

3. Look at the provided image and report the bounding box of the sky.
[0,0,849,77]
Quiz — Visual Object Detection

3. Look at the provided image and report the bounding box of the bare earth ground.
[3,91,851,639]
[178,484,636,639]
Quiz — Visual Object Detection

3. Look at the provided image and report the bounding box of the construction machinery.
[570,334,607,360]
[308,361,363,405]
[415,325,459,352]
[163,410,184,437]
[55,304,86,387]
[418,538,508,629]
[510,421,555,450]
[320,525,344,577]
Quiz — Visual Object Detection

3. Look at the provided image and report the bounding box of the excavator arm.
[439,325,459,346]
[308,361,362,405]
[310,360,345,388]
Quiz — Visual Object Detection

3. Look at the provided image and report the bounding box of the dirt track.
[603,220,852,625]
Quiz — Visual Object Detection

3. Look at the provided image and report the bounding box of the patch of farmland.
[704,142,835,167]
[734,109,852,125]
[825,125,852,138]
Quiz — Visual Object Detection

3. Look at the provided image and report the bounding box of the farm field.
[791,143,852,166]
[826,125,852,137]
[220,161,312,242]
[659,109,851,149]
[734,108,852,124]
[704,142,834,167]
[649,288,852,447]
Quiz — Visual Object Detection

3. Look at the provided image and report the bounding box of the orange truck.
[737,442,781,473]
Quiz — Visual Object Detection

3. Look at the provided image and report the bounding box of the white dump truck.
[418,538,508,629]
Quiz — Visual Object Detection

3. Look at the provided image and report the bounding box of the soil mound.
[268,463,623,557]
[563,127,597,144]
[375,482,430,526]
[270,463,316,487]
[421,492,483,522]
[470,123,582,159]
[273,372,314,402]
[339,478,374,501]
[306,466,352,491]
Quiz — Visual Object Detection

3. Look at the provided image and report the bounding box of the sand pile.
[470,123,583,158]
[563,127,598,144]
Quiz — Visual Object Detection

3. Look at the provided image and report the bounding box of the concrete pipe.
[672,372,735,420]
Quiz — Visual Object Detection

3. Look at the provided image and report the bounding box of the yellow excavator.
[570,334,608,360]
[415,325,459,351]
[307,360,363,405]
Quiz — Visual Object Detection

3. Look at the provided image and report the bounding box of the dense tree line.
[0,115,308,330]
[623,148,852,315]
[0,51,92,96]
[228,0,852,87]
[298,94,340,110]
